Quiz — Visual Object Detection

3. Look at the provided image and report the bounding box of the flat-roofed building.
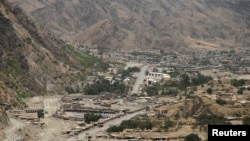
[146,72,171,86]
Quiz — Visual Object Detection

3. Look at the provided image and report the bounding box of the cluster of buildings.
[75,43,250,76]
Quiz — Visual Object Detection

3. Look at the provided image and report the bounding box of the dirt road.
[66,110,144,141]
[3,118,25,141]
[130,65,149,95]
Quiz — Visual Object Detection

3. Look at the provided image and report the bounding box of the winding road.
[66,63,149,141]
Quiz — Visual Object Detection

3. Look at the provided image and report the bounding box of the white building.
[146,72,171,86]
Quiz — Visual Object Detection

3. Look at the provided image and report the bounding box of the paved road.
[66,110,144,141]
[130,65,149,95]
[3,118,25,141]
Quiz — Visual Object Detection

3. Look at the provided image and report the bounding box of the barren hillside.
[0,0,89,108]
[8,0,250,51]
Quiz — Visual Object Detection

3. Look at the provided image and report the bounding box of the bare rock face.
[8,0,250,51]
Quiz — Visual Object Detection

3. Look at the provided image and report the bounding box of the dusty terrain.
[5,85,250,141]
[9,95,146,141]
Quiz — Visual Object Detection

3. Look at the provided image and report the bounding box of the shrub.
[184,133,201,141]
[231,79,245,87]
[216,98,227,105]
[65,86,75,94]
[206,88,213,94]
[84,113,101,124]
[242,116,250,125]
[237,88,244,94]
[37,110,44,118]
[163,118,174,131]
[196,114,231,126]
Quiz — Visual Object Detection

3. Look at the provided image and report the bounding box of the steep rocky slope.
[0,1,87,109]
[9,0,250,51]
[0,0,105,136]
[0,108,9,140]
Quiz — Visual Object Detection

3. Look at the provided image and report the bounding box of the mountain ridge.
[9,0,250,51]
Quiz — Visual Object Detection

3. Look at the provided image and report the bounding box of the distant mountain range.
[9,0,250,51]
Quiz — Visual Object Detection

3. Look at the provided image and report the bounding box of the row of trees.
[84,113,101,124]
[231,79,245,87]
[195,114,231,129]
[107,118,153,132]
[84,78,126,95]
[144,73,212,96]
[121,66,140,79]
[145,85,179,96]
[206,86,249,95]
[178,73,213,90]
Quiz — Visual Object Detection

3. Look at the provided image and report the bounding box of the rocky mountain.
[0,0,111,136]
[0,0,89,108]
[8,0,250,51]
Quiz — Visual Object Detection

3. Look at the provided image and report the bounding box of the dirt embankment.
[0,108,9,140]
[176,95,250,119]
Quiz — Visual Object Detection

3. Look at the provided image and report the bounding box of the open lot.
[43,96,61,117]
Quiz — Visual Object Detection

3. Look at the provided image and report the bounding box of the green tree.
[65,86,75,94]
[184,133,201,141]
[138,120,153,130]
[107,118,153,132]
[216,98,227,105]
[242,116,250,125]
[206,88,213,94]
[37,110,44,118]
[179,74,190,90]
[231,79,245,87]
[84,78,126,95]
[163,118,174,131]
[190,73,212,86]
[84,113,101,124]
[196,114,231,126]
[238,88,244,94]
[107,125,123,132]
[127,67,140,73]
[247,87,250,91]
[121,70,130,79]
[145,85,159,96]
